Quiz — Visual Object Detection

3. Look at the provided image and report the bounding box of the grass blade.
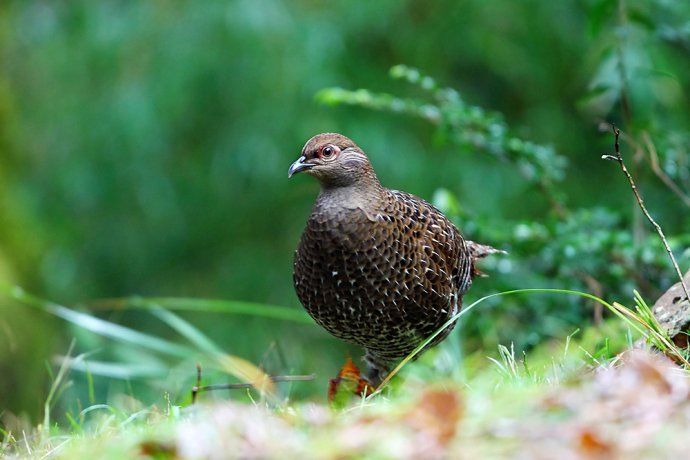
[150,307,222,354]
[150,306,277,395]
[54,357,169,379]
[2,284,194,358]
[44,341,76,433]
[371,287,684,394]
[87,297,313,324]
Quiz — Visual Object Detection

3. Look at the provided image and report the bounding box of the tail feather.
[466,240,506,278]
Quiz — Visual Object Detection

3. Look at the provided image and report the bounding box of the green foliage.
[318,65,568,211]
[315,52,690,349]
[1,0,690,426]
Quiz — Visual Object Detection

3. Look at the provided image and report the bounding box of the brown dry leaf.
[176,403,303,459]
[139,440,177,459]
[403,388,463,446]
[321,388,463,459]
[577,427,613,458]
[617,349,677,396]
[522,349,690,459]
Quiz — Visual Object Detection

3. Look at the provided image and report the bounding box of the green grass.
[4,328,690,459]
[2,283,690,459]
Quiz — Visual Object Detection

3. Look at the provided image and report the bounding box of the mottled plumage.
[289,133,497,384]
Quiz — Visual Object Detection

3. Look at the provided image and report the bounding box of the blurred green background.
[1,0,689,421]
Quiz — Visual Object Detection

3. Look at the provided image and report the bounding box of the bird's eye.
[321,146,334,158]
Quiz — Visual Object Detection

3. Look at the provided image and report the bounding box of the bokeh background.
[1,0,689,421]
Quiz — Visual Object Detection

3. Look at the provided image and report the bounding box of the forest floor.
[4,328,690,460]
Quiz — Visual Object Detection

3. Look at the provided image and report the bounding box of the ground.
[5,341,689,460]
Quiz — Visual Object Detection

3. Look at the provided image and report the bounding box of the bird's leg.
[363,350,392,389]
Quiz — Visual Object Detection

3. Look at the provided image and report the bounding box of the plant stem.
[603,126,690,303]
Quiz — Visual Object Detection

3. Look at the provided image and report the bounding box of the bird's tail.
[466,240,506,278]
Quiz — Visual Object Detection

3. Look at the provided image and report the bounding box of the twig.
[192,362,202,403]
[191,363,315,403]
[641,131,690,208]
[602,125,690,303]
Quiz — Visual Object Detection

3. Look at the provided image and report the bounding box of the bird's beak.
[288,156,315,178]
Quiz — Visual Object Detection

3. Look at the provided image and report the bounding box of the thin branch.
[191,363,315,403]
[641,131,690,208]
[602,125,690,304]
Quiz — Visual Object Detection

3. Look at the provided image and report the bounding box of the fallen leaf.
[578,427,612,458]
[139,440,177,459]
[403,388,463,446]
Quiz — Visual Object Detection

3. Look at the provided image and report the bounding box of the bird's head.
[288,133,377,188]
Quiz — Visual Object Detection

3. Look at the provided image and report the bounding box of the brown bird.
[289,133,500,385]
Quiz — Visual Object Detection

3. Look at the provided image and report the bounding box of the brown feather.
[290,133,498,382]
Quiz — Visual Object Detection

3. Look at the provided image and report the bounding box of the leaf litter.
[109,349,690,459]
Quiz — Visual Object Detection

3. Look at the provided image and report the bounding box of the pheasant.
[289,133,500,385]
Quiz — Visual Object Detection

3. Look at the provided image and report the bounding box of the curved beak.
[288,156,315,178]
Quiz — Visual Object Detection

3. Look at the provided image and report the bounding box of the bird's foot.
[328,357,374,405]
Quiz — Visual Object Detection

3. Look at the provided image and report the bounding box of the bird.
[288,133,501,386]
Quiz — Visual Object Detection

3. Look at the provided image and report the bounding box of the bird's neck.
[315,182,385,214]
